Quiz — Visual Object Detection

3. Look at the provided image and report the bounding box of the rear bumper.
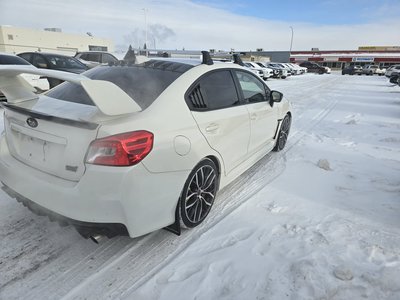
[1,184,128,238]
[0,135,190,238]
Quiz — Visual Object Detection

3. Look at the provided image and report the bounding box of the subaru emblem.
[26,117,38,128]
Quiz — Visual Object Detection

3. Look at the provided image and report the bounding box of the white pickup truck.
[362,65,386,76]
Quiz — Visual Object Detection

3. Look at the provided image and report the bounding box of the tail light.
[86,131,153,166]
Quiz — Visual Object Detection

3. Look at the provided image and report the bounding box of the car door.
[187,69,251,175]
[233,70,278,155]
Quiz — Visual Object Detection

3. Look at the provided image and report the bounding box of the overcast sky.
[1,0,399,52]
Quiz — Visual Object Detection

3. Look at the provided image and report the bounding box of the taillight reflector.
[86,131,153,166]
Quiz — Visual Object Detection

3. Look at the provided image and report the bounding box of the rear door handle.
[250,113,258,120]
[205,124,219,133]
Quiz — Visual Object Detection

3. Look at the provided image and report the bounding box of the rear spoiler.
[0,65,142,116]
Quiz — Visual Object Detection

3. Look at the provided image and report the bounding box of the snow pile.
[0,73,399,300]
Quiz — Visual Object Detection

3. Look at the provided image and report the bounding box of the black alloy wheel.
[180,159,219,228]
[273,114,291,152]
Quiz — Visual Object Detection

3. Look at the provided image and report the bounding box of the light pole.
[289,26,294,53]
[142,8,148,56]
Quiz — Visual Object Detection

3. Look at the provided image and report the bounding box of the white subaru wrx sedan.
[0,53,291,241]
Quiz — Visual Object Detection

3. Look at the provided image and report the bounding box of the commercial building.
[0,25,114,55]
[137,47,400,70]
[290,47,400,70]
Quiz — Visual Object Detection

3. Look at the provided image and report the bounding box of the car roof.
[147,57,250,71]
[0,52,32,65]
[0,52,19,57]
[150,57,203,66]
[76,51,114,54]
[18,52,75,58]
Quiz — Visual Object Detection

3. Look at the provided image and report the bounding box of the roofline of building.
[291,50,400,54]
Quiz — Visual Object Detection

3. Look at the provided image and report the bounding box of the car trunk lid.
[2,97,100,181]
[0,65,143,182]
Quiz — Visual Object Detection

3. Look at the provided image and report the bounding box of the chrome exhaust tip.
[90,234,106,244]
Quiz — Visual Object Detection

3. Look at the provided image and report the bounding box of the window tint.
[33,54,48,68]
[45,54,86,69]
[85,53,101,62]
[0,54,30,65]
[102,53,117,63]
[46,64,185,109]
[79,53,88,60]
[18,53,32,63]
[235,71,268,103]
[199,70,239,110]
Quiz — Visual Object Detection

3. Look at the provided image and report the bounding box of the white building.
[0,26,114,55]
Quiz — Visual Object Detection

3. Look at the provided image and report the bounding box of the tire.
[273,114,291,152]
[179,158,219,228]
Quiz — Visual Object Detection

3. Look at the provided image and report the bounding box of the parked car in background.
[284,63,304,75]
[385,65,400,78]
[323,66,331,74]
[280,63,295,75]
[362,65,386,76]
[275,63,293,76]
[17,52,88,88]
[242,62,264,78]
[0,53,49,101]
[0,54,292,241]
[389,74,399,84]
[288,63,307,74]
[374,66,386,76]
[256,62,280,78]
[244,62,273,80]
[75,51,119,69]
[264,62,289,79]
[342,65,362,75]
[299,61,326,74]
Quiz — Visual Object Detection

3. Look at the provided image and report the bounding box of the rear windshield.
[46,62,190,110]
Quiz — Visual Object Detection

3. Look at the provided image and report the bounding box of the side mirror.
[271,90,283,102]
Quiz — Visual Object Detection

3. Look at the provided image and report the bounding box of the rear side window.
[45,54,86,69]
[32,54,48,68]
[85,53,101,62]
[102,53,117,64]
[198,70,239,110]
[78,53,88,60]
[46,64,184,109]
[18,53,33,63]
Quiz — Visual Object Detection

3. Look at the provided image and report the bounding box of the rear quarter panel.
[95,65,230,175]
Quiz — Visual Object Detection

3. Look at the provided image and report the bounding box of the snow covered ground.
[0,73,399,300]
